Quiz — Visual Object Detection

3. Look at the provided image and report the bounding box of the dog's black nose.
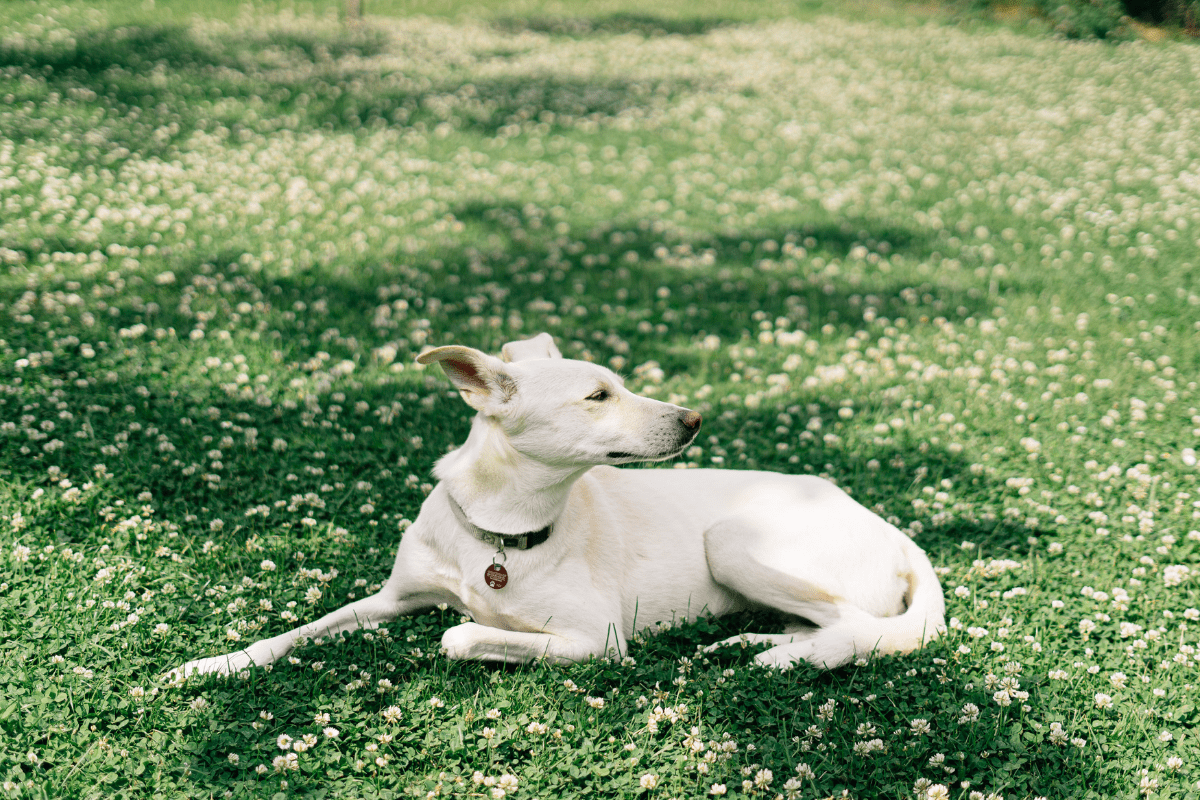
[681,410,702,431]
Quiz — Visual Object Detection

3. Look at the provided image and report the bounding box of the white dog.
[167,333,944,681]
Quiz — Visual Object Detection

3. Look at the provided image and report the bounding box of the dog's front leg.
[164,588,435,683]
[441,622,614,665]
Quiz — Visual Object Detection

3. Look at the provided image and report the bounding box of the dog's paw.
[754,643,809,670]
[441,622,481,660]
[702,633,753,654]
[755,635,858,670]
[161,652,253,686]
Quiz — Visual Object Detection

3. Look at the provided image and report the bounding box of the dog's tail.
[803,537,946,668]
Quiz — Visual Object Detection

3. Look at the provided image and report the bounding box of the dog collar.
[446,493,553,551]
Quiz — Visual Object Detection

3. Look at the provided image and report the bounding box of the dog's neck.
[434,415,587,536]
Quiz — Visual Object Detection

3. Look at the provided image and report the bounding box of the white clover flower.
[272,753,299,772]
[1164,565,1191,587]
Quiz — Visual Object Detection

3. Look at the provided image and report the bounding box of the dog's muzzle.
[606,409,702,462]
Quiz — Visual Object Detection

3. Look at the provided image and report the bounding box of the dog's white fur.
[167,333,944,681]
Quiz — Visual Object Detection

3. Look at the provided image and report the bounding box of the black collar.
[446,493,553,551]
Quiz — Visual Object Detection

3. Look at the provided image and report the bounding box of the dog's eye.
[586,389,610,402]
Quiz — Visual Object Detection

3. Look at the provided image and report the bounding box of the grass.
[0,0,942,28]
[1,1,1199,798]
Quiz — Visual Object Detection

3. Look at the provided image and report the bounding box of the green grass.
[0,0,940,28]
[2,1,1200,799]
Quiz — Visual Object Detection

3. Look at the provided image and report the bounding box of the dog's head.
[417,334,701,469]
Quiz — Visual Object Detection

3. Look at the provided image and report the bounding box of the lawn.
[1,1,1199,798]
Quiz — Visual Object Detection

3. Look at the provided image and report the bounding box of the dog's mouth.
[605,423,699,464]
[606,444,689,463]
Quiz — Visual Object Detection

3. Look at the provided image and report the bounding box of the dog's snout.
[681,410,702,431]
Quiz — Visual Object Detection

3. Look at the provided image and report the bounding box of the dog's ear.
[500,332,562,363]
[416,346,516,412]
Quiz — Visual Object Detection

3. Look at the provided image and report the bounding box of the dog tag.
[485,563,508,590]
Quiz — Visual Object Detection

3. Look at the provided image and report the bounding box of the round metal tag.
[484,563,509,590]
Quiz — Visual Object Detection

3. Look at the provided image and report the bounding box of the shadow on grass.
[0,19,712,162]
[445,202,994,368]
[8,203,995,381]
[492,12,738,37]
[4,208,1006,512]
[0,23,391,75]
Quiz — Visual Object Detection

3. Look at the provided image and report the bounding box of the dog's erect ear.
[416,346,516,412]
[501,332,562,363]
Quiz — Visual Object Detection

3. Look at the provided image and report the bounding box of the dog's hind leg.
[704,518,845,625]
[704,510,943,669]
[702,516,882,668]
